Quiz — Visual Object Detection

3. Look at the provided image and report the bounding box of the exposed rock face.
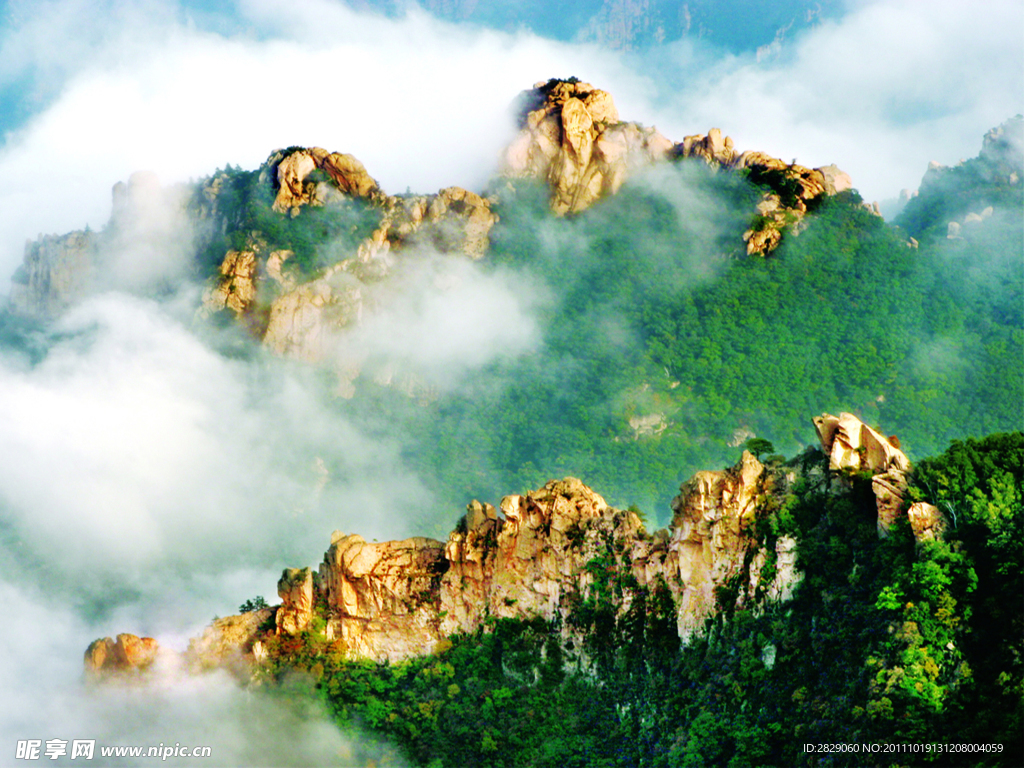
[276,567,314,636]
[503,78,854,254]
[503,79,673,215]
[813,412,909,476]
[8,231,97,319]
[84,634,160,678]
[197,148,499,365]
[271,148,382,214]
[813,411,946,540]
[978,115,1023,182]
[88,409,953,677]
[318,533,447,661]
[202,249,258,316]
[271,459,797,661]
[908,502,948,542]
[667,451,770,639]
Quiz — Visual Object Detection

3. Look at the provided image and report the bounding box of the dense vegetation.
[328,150,1021,531]
[189,156,381,279]
[256,433,1023,767]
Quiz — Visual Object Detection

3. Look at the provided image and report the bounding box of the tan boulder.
[813,412,909,475]
[262,272,363,362]
[317,152,380,198]
[503,79,670,216]
[908,502,949,542]
[816,164,853,195]
[84,633,161,679]
[813,412,943,542]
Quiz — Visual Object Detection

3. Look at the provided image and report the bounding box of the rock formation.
[84,634,161,678]
[251,460,797,662]
[89,449,804,678]
[85,411,957,680]
[185,609,274,675]
[503,78,673,215]
[502,77,855,254]
[813,411,947,540]
[196,147,499,365]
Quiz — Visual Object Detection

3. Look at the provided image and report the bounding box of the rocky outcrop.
[197,148,500,365]
[813,411,946,540]
[503,78,855,255]
[276,568,314,636]
[185,608,274,675]
[223,455,794,664]
[84,634,161,678]
[503,78,673,215]
[88,448,804,677]
[270,148,382,214]
[202,248,259,316]
[813,411,909,476]
[318,533,448,660]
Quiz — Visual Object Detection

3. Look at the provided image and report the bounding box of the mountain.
[4,78,1021,766]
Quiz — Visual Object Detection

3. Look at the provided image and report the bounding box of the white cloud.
[0,0,640,282]
[639,0,1024,202]
[333,253,546,389]
[0,293,438,592]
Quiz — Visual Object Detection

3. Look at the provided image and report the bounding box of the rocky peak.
[88,452,808,678]
[8,230,97,319]
[502,78,854,255]
[84,634,161,679]
[269,147,383,215]
[504,78,673,216]
[84,403,965,680]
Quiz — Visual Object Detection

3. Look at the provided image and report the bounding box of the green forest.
[319,147,1022,532]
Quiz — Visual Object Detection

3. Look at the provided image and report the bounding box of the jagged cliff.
[86,412,942,679]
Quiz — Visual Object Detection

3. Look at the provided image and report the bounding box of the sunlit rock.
[84,634,161,679]
[277,567,315,636]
